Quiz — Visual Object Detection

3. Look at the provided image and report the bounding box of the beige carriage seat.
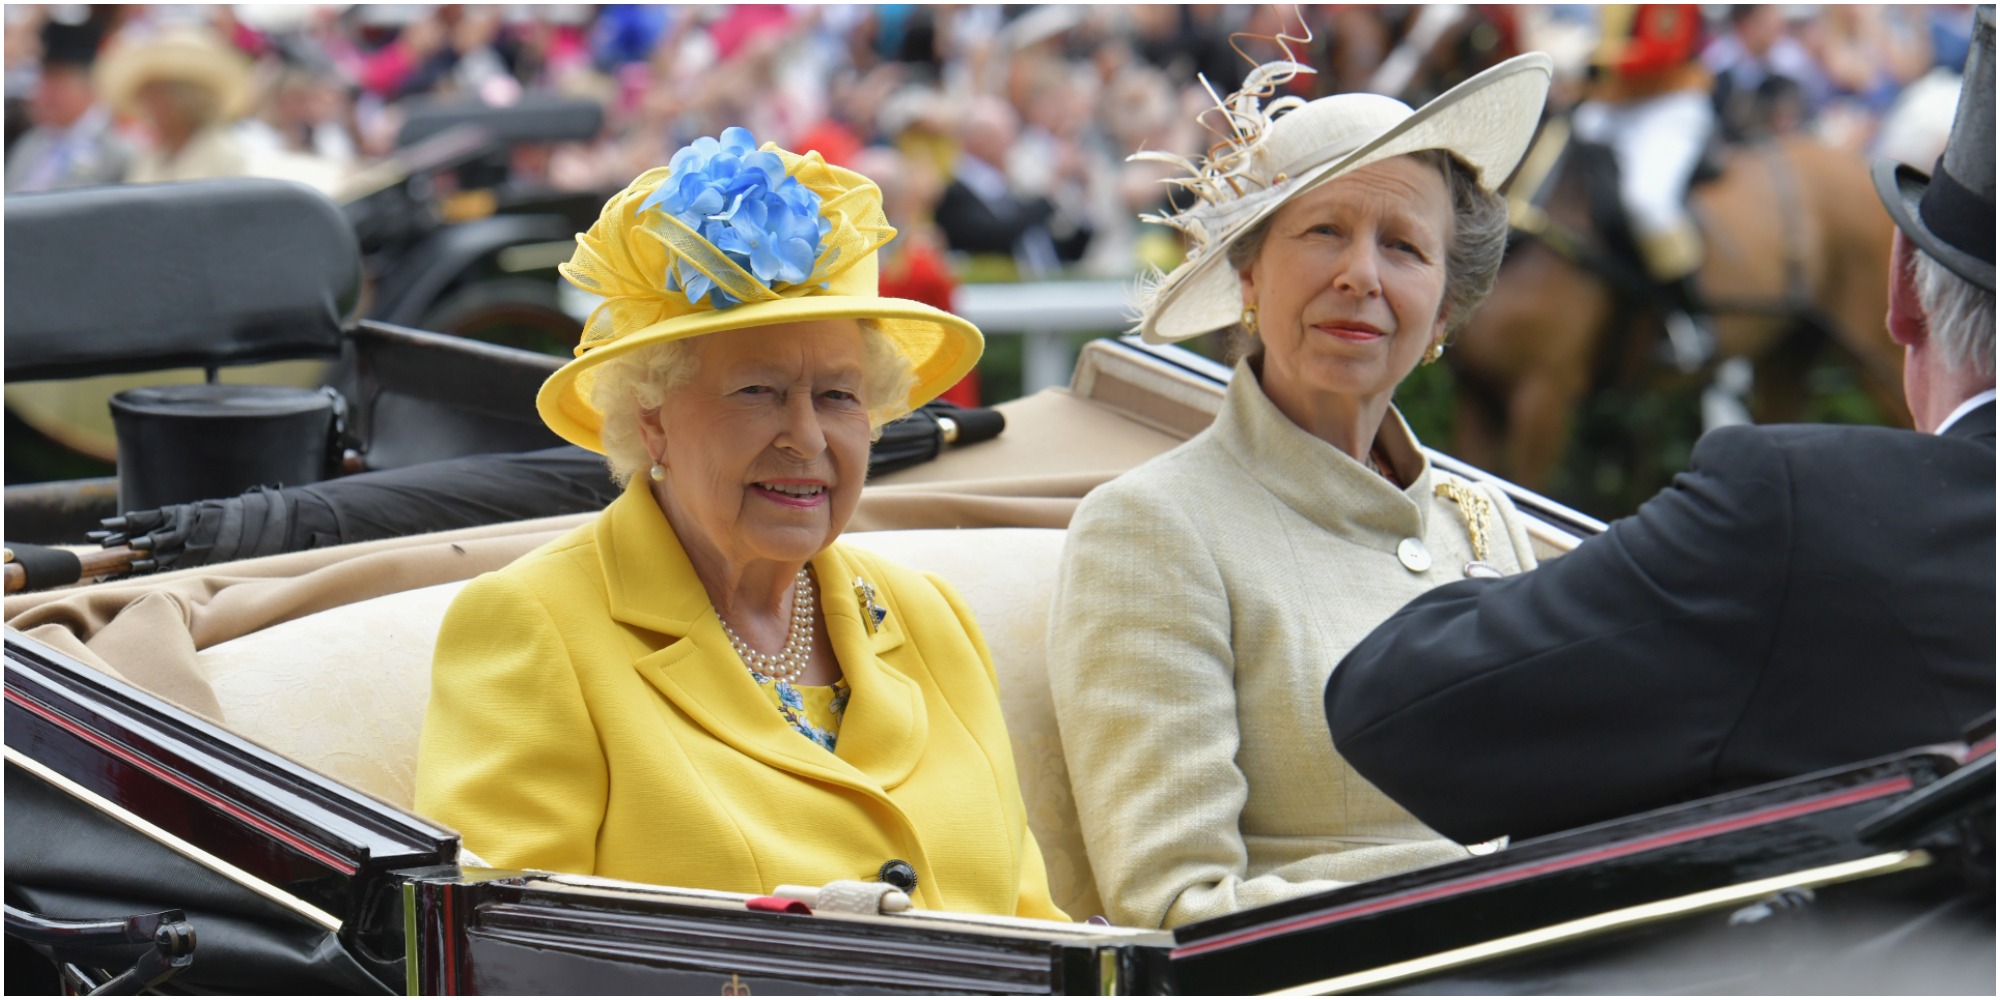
[192,526,1107,922]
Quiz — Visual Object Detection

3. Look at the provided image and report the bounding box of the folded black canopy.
[101,403,1002,574]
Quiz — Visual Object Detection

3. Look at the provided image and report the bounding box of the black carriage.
[7,601,1989,994]
[4,178,1990,995]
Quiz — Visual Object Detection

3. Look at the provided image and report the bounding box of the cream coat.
[417,477,1064,920]
[1048,362,1538,929]
[125,125,248,184]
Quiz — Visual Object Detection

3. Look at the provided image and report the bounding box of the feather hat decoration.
[1131,59,1317,250]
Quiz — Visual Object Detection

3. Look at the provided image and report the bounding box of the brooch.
[1435,481,1502,579]
[853,577,887,634]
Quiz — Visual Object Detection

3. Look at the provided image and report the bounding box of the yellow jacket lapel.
[599,480,861,786]
[632,627,863,785]
[596,479,710,637]
[818,546,925,789]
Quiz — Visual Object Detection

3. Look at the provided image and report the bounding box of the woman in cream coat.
[1048,57,1553,929]
[419,129,1061,920]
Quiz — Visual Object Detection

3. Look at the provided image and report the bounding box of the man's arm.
[1326,427,1794,843]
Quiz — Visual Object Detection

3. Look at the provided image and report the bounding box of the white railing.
[954,280,1137,394]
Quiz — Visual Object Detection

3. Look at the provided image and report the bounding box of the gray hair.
[1225,150,1509,360]
[592,319,918,486]
[1911,249,1996,378]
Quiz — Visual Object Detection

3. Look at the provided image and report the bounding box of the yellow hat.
[539,130,983,454]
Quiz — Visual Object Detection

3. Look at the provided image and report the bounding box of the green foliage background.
[974,325,1892,522]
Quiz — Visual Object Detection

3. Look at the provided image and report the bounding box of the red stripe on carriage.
[6,686,360,875]
[1173,775,1916,959]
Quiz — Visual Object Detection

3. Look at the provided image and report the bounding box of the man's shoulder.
[1680,422,1995,556]
[1701,420,1994,482]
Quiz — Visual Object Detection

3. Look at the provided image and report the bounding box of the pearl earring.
[649,463,666,482]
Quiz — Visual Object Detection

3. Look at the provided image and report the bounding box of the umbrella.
[870,402,1006,477]
[96,446,619,574]
[85,403,1006,578]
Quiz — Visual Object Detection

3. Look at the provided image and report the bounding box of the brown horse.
[1446,126,1906,498]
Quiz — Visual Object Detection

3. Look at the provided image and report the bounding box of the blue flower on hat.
[636,126,832,309]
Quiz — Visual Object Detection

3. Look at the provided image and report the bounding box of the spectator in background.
[1575,4,1718,370]
[1129,5,1249,97]
[851,143,979,406]
[591,4,671,72]
[356,12,447,103]
[6,9,42,153]
[98,24,254,184]
[239,50,356,165]
[1813,4,1935,112]
[6,15,131,192]
[1801,4,1935,150]
[9,3,1953,300]
[398,6,520,105]
[1010,56,1110,272]
[1706,5,1836,139]
[935,95,1090,278]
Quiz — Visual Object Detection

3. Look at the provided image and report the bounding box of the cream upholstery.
[194,527,1102,921]
[842,528,1103,922]
[195,580,462,810]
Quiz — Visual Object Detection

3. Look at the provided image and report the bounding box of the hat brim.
[537,294,984,454]
[1872,159,1996,293]
[97,39,253,120]
[1141,53,1554,343]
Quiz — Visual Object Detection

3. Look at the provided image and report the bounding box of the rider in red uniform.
[1576,4,1718,370]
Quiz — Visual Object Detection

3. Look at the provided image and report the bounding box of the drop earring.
[649,462,666,482]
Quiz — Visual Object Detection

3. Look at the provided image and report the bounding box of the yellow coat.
[416,478,1065,921]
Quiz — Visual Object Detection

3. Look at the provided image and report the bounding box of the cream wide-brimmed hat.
[538,128,983,454]
[95,25,253,120]
[1135,54,1554,343]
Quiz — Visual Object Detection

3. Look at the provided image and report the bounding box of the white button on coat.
[1397,537,1432,573]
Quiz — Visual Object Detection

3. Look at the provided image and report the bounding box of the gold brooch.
[1435,481,1501,579]
[853,577,887,634]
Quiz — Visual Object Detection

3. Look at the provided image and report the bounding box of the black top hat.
[39,17,106,69]
[1873,4,1995,293]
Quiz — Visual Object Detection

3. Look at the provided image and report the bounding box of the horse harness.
[1498,114,1833,392]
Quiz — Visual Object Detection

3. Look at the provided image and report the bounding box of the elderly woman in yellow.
[417,128,1063,920]
[1047,57,1554,929]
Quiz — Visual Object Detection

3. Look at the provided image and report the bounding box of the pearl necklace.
[719,568,816,684]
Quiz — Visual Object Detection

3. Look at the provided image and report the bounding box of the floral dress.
[751,674,852,752]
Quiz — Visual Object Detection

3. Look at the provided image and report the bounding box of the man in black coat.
[1325,6,1997,846]
[933,97,1089,277]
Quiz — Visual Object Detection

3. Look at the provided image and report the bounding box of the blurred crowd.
[3,3,1984,286]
